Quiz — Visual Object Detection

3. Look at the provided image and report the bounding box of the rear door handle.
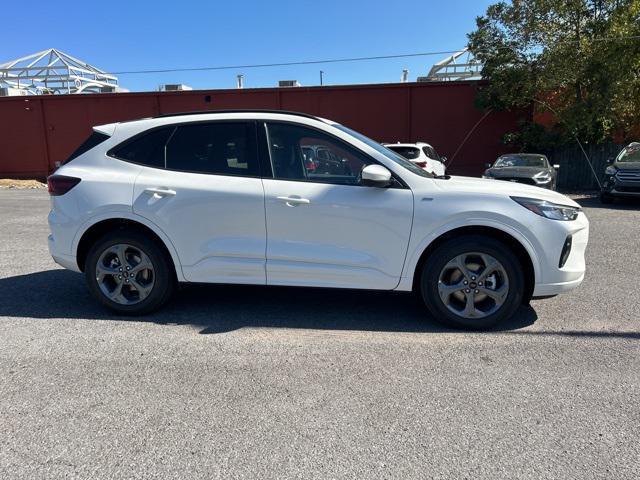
[144,187,176,197]
[276,196,310,207]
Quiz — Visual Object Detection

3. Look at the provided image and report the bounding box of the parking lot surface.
[0,189,638,479]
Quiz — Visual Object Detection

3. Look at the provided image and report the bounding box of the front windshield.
[493,155,548,168]
[333,124,433,178]
[616,143,640,163]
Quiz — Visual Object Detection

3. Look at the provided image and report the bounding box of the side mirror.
[607,156,615,165]
[361,164,392,187]
[553,164,560,170]
[484,163,492,168]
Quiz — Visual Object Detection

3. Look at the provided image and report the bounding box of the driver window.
[266,122,371,185]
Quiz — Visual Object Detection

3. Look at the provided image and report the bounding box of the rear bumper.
[48,234,80,272]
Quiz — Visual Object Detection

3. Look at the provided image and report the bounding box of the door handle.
[144,187,176,197]
[276,196,310,207]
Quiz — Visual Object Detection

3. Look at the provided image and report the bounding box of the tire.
[600,192,614,204]
[85,229,176,315]
[420,235,524,330]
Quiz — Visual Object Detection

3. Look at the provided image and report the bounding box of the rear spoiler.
[93,122,117,136]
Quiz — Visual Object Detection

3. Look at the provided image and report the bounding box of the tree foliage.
[468,0,640,148]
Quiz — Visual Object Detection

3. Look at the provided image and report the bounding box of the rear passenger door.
[121,121,267,284]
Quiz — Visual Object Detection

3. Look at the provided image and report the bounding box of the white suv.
[47,110,589,329]
[384,142,447,176]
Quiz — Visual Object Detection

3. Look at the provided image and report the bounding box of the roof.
[154,109,324,122]
[383,142,433,148]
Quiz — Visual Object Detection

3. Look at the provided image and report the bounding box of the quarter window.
[110,128,174,168]
[166,122,258,176]
[265,123,371,185]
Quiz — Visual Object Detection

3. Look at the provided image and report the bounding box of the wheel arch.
[410,225,537,303]
[74,214,185,282]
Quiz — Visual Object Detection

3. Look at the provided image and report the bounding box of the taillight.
[47,175,81,196]
[415,161,427,168]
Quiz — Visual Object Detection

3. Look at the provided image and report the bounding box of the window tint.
[166,122,258,176]
[423,146,436,160]
[111,127,174,168]
[388,146,420,160]
[64,131,110,165]
[266,123,371,185]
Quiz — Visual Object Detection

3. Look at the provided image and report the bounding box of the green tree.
[468,0,640,148]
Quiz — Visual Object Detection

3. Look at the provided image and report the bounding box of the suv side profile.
[48,111,589,329]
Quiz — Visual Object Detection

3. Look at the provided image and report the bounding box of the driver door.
[261,122,413,290]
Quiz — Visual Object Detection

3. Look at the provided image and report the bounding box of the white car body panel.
[262,179,413,289]
[47,111,589,303]
[133,167,267,285]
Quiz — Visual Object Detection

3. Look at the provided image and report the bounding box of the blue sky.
[3,0,494,92]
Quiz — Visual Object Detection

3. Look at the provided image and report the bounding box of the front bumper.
[483,176,554,189]
[531,212,589,297]
[602,173,640,196]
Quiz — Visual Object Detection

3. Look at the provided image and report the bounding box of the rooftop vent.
[278,80,300,87]
[160,84,193,92]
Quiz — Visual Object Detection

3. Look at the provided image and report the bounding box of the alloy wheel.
[95,243,155,305]
[437,252,509,319]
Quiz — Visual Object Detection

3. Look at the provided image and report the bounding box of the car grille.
[616,171,640,183]
[497,177,537,186]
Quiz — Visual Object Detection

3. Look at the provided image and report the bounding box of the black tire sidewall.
[421,235,524,330]
[85,230,175,315]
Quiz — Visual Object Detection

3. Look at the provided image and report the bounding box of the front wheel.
[420,235,524,329]
[85,230,176,315]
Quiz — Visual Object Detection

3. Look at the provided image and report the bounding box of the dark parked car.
[483,154,559,190]
[601,142,640,203]
[301,145,352,175]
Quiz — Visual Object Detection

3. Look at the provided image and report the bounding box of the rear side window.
[63,131,110,165]
[110,127,175,168]
[423,146,437,160]
[387,146,420,160]
[165,122,259,176]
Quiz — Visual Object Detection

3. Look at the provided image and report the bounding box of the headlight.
[533,172,552,183]
[605,166,617,175]
[511,196,580,221]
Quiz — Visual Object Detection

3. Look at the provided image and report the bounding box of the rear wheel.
[85,230,176,315]
[420,235,524,329]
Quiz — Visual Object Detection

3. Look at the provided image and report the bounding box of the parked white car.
[384,142,447,176]
[48,111,589,329]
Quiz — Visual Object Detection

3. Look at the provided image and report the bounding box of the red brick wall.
[0,81,526,178]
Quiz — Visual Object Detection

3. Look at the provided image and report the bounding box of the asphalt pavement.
[0,189,638,479]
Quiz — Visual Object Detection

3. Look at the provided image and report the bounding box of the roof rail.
[154,109,321,121]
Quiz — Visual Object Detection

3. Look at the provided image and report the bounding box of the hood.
[487,166,548,178]
[614,162,640,171]
[433,175,580,207]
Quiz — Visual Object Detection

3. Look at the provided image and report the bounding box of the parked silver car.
[483,154,559,190]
